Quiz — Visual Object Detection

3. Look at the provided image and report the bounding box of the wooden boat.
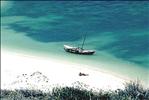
[64,33,95,55]
[64,45,95,55]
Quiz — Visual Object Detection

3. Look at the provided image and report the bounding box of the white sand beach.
[1,49,128,91]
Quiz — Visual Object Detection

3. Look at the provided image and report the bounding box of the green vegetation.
[1,82,149,100]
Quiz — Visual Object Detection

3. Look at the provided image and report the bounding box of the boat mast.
[81,33,86,49]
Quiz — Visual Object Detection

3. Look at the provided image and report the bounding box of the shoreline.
[1,49,141,91]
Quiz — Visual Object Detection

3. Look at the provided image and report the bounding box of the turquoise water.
[1,1,149,84]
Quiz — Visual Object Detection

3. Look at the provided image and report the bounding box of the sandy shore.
[1,49,127,91]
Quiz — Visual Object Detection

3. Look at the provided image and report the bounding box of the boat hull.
[64,45,95,55]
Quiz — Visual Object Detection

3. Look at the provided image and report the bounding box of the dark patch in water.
[97,34,149,67]
[8,22,81,42]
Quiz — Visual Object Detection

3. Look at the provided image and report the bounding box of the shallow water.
[1,1,149,84]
